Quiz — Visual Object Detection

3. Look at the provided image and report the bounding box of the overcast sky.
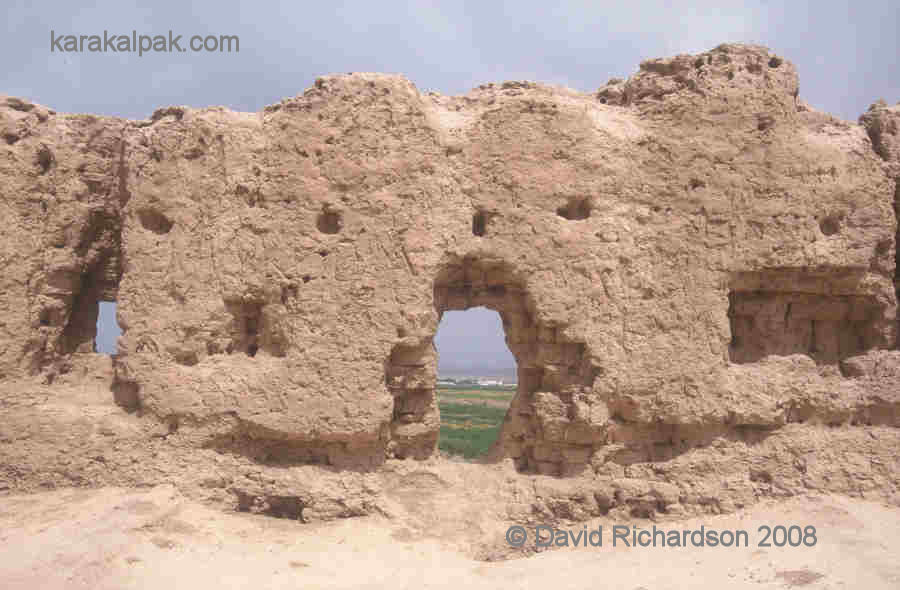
[6,1,898,365]
[5,1,898,120]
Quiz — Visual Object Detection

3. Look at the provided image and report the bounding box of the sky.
[95,302,120,354]
[434,308,516,378]
[7,1,899,365]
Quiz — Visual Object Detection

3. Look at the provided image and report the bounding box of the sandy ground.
[0,486,898,589]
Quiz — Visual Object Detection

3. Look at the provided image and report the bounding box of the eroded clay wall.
[1,45,898,483]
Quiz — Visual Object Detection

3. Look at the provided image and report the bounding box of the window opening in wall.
[95,301,121,355]
[434,306,517,459]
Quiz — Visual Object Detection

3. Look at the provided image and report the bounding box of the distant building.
[436,376,517,387]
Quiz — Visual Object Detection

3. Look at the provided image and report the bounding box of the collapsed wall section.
[728,290,883,364]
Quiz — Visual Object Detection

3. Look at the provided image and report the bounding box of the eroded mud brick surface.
[1,44,898,523]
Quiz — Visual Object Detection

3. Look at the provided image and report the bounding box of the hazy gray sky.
[95,302,120,354]
[7,1,898,365]
[4,1,898,120]
[435,308,516,377]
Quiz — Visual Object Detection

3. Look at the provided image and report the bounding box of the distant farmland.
[437,386,515,459]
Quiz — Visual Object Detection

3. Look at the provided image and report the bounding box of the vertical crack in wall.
[894,181,899,349]
[21,122,133,394]
[58,208,123,355]
[27,205,124,383]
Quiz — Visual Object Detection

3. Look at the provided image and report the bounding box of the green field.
[437,386,515,459]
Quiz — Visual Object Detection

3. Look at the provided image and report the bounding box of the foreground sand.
[1,486,898,589]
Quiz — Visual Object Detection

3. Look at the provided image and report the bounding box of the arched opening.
[434,307,517,459]
[385,255,603,475]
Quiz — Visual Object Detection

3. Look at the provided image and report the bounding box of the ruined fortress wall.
[1,44,898,496]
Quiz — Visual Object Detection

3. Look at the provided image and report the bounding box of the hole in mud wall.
[30,204,124,380]
[235,491,305,521]
[112,378,140,412]
[316,207,342,234]
[819,214,841,236]
[556,198,591,220]
[472,210,489,236]
[36,144,54,174]
[137,208,173,234]
[727,290,882,364]
[433,307,517,460]
[224,300,286,358]
[95,301,121,355]
[58,245,122,357]
[384,256,600,474]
